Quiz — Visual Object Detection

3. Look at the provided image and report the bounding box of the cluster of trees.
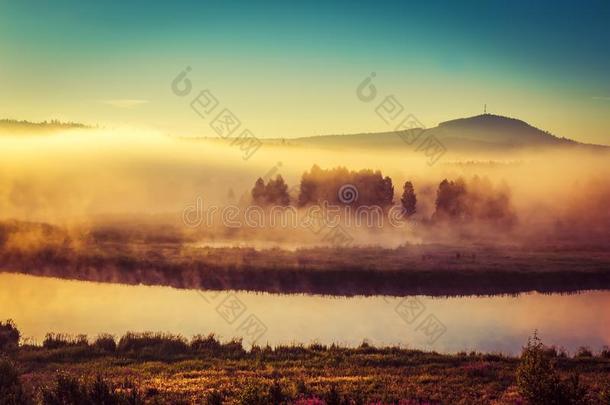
[251,175,290,206]
[433,176,515,225]
[0,119,89,129]
[249,166,513,225]
[297,165,394,207]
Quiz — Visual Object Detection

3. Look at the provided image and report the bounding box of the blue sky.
[1,0,609,142]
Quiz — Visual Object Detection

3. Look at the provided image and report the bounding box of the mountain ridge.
[288,114,607,151]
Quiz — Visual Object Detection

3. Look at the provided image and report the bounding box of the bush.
[41,374,142,405]
[268,380,287,404]
[42,333,88,350]
[221,338,245,358]
[204,390,223,405]
[191,334,222,354]
[117,332,189,358]
[237,383,267,405]
[516,333,589,405]
[0,320,20,352]
[599,380,610,404]
[41,374,88,405]
[600,346,610,359]
[324,384,341,405]
[574,346,593,358]
[93,334,116,353]
[0,358,29,405]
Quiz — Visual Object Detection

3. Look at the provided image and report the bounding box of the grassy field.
[3,330,610,404]
[3,220,610,297]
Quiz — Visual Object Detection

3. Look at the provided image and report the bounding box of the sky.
[1,0,609,144]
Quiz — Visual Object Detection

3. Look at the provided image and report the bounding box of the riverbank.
[3,330,610,404]
[3,242,610,297]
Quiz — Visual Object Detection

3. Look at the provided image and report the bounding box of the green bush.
[516,333,589,405]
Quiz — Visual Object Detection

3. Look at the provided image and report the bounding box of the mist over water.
[0,127,608,249]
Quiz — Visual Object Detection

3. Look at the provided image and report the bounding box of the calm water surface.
[1,272,608,355]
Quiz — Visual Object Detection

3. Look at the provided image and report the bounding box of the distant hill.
[287,114,608,152]
[0,119,91,133]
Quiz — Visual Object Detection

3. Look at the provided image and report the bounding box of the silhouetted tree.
[297,165,394,208]
[251,178,266,205]
[250,176,290,206]
[434,178,468,220]
[516,333,588,405]
[400,181,417,216]
[265,175,290,206]
[433,177,516,226]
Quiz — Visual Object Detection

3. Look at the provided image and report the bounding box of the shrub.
[0,358,29,405]
[41,374,142,405]
[324,384,341,405]
[268,380,287,404]
[574,346,593,358]
[0,320,20,352]
[191,334,222,354]
[42,333,88,350]
[41,374,88,405]
[237,382,267,405]
[600,346,610,359]
[93,334,117,353]
[516,333,589,405]
[221,338,245,358]
[204,390,223,405]
[599,380,610,404]
[560,374,589,405]
[117,332,188,357]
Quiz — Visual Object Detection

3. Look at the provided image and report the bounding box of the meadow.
[2,322,610,404]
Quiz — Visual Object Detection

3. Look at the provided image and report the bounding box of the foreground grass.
[4,332,610,404]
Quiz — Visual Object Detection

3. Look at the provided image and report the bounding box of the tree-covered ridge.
[0,118,90,131]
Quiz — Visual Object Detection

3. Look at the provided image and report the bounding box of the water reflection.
[0,272,608,355]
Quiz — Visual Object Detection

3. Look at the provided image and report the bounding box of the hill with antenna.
[287,114,607,153]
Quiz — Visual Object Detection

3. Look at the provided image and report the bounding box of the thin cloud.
[99,99,150,108]
[591,96,610,101]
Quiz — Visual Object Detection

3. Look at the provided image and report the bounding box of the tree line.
[250,165,513,223]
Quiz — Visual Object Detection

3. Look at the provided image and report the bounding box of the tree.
[250,176,290,206]
[251,178,266,205]
[296,165,394,208]
[516,333,589,405]
[433,178,468,220]
[400,181,417,216]
[265,175,290,206]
